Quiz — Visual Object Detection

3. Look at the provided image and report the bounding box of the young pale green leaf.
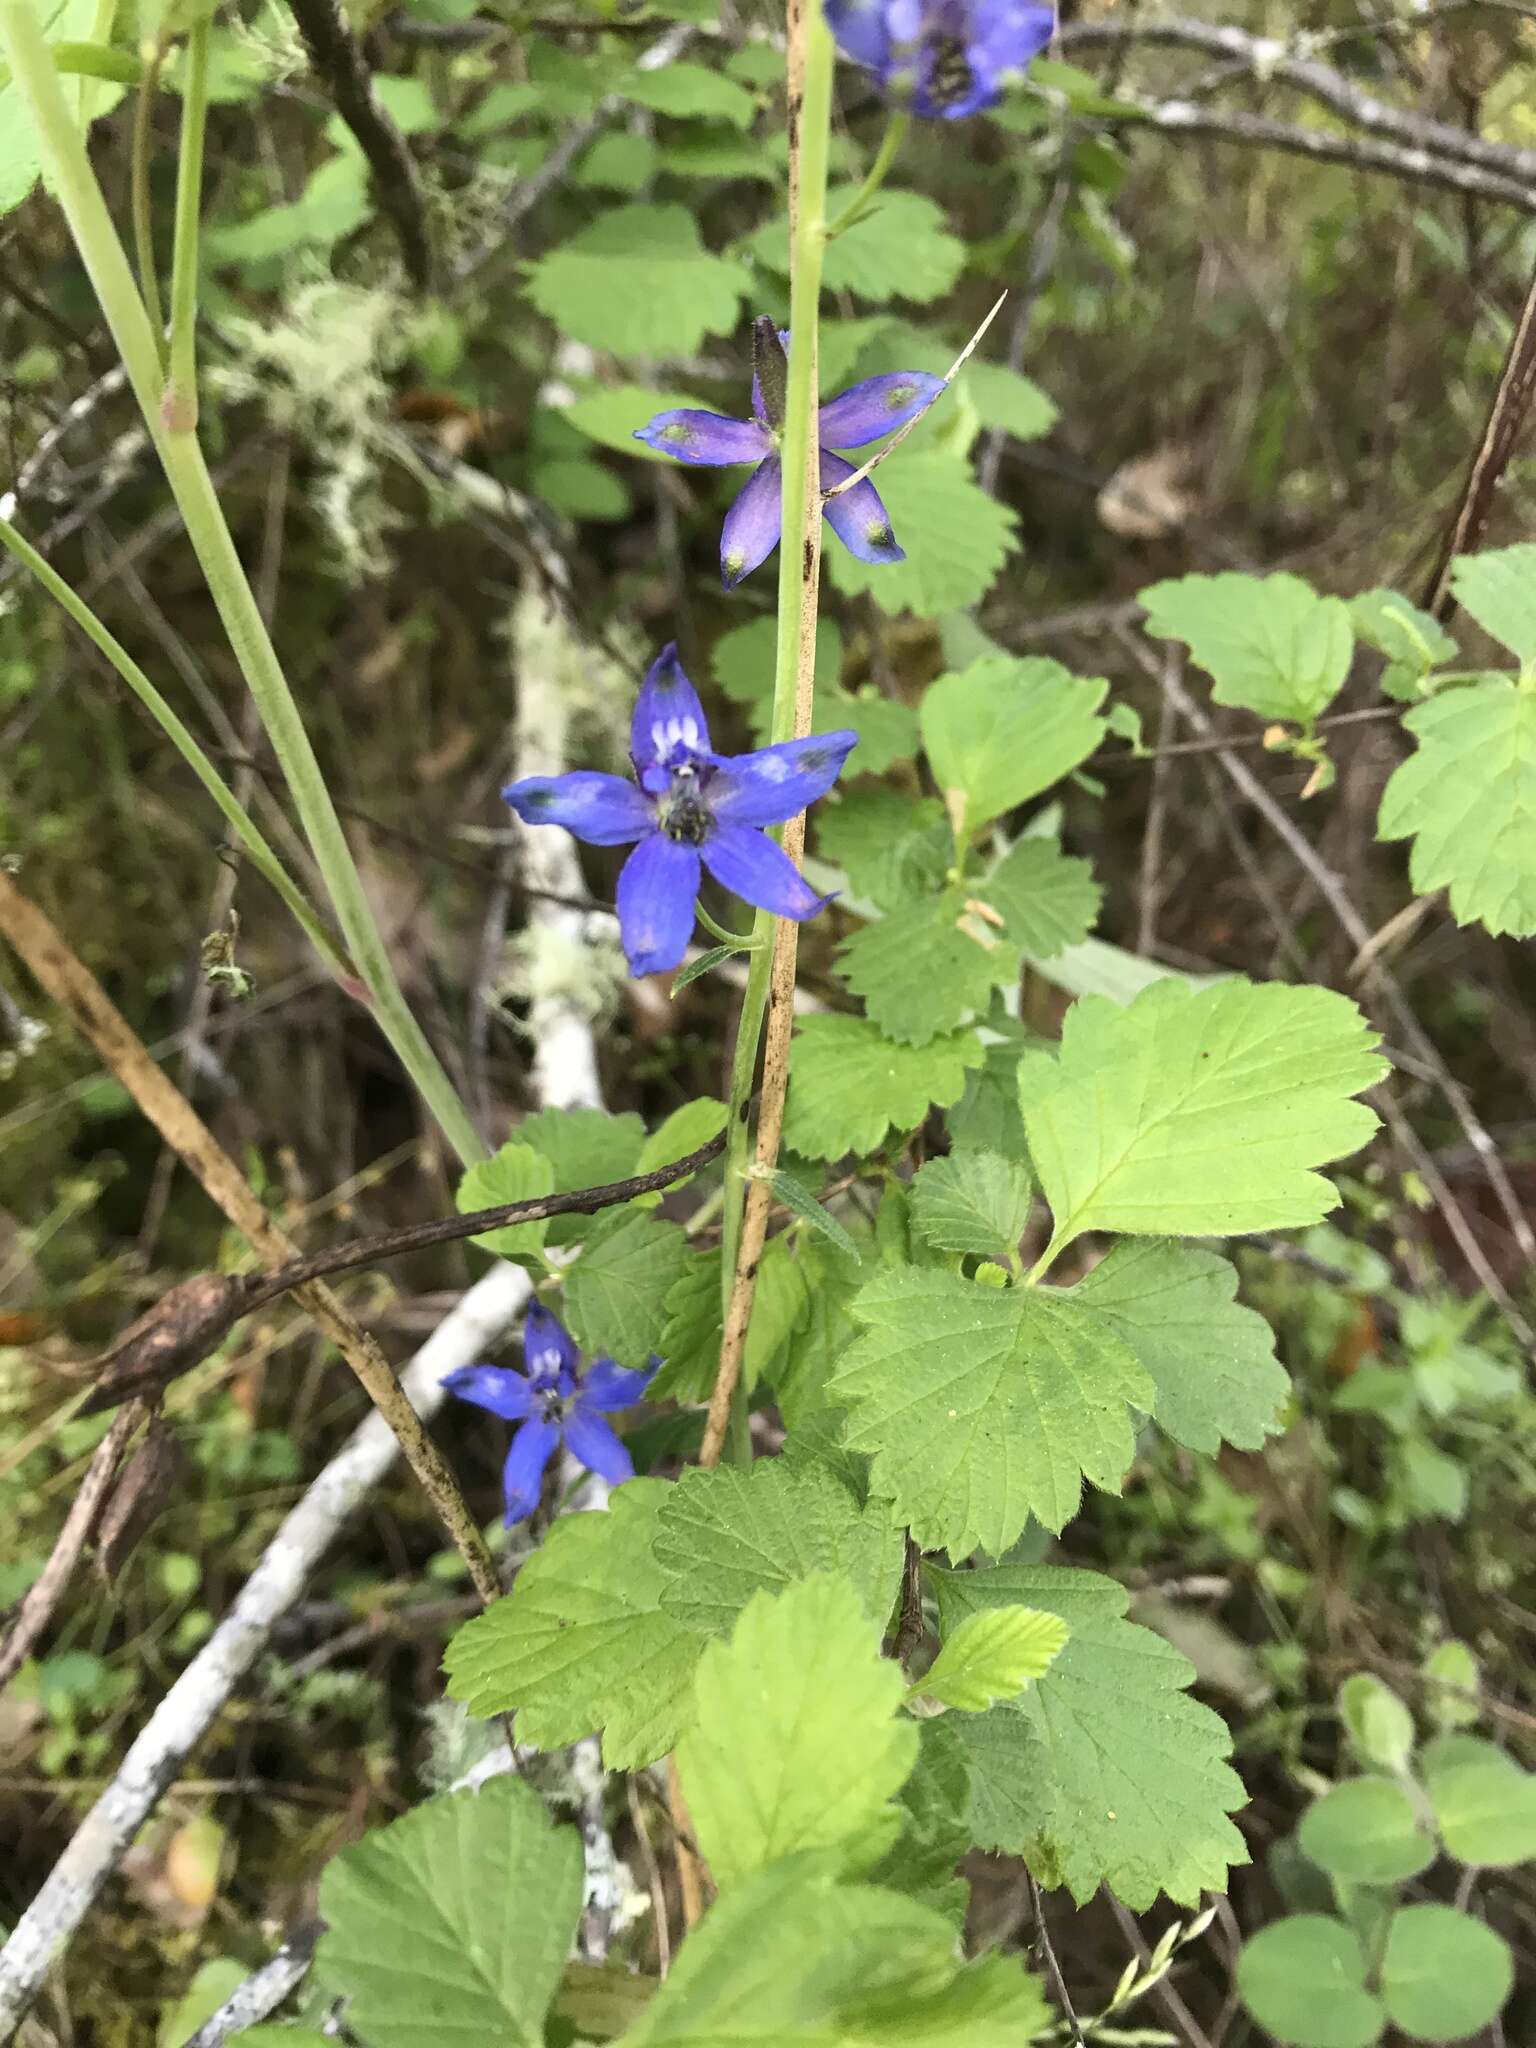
[678,1575,918,1887]
[619,60,757,128]
[622,1860,1048,2047]
[527,203,748,355]
[837,887,1013,1045]
[654,1457,904,1637]
[1423,1639,1481,1729]
[827,452,1021,615]
[1020,977,1385,1249]
[783,1014,984,1161]
[504,1105,645,1247]
[1447,544,1536,662]
[762,1168,862,1260]
[1237,1916,1384,2048]
[833,1267,1153,1555]
[1297,1778,1436,1884]
[455,1142,554,1263]
[1,0,99,216]
[563,1209,690,1359]
[915,1606,1069,1712]
[932,1562,1248,1909]
[1349,588,1457,701]
[442,1481,705,1768]
[1381,1905,1513,2043]
[977,838,1102,960]
[749,187,965,304]
[1337,1673,1415,1774]
[919,656,1108,839]
[909,1151,1034,1263]
[315,1777,583,2048]
[815,789,951,912]
[1376,678,1536,937]
[1139,571,1354,725]
[1070,1240,1289,1454]
[1429,1759,1536,1867]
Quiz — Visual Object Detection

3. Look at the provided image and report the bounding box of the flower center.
[658,762,714,845]
[926,32,974,107]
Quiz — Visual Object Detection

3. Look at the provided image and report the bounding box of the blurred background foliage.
[3,0,1536,2037]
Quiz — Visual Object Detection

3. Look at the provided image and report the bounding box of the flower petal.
[707,731,860,828]
[721,457,784,590]
[817,371,946,449]
[824,0,893,71]
[501,1417,561,1524]
[563,1406,636,1488]
[634,408,771,467]
[963,0,1054,104]
[523,1299,579,1385]
[502,771,652,847]
[579,1356,657,1412]
[819,450,906,566]
[617,832,702,976]
[441,1364,536,1422]
[702,823,831,921]
[631,643,713,774]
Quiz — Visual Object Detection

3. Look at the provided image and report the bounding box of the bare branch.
[181,1921,323,2048]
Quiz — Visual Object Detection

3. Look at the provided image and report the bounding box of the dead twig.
[180,1920,324,2048]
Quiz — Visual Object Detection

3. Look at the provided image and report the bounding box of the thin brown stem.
[0,869,501,1604]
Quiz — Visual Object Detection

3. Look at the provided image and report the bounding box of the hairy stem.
[0,0,484,1169]
[702,0,834,1469]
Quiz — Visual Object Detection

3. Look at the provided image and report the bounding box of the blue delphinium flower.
[636,318,945,589]
[442,1301,655,1524]
[502,643,857,977]
[825,0,1055,118]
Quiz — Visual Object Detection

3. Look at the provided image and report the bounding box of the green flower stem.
[0,511,350,983]
[0,0,486,1169]
[695,903,760,950]
[164,11,208,431]
[131,33,170,362]
[704,0,835,1471]
[824,110,909,240]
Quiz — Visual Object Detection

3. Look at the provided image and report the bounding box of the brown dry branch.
[0,866,501,1608]
[0,1401,145,1691]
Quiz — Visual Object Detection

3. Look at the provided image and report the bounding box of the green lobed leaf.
[526,203,749,355]
[315,1776,583,2048]
[919,656,1108,838]
[1,0,99,218]
[977,838,1102,960]
[1237,1916,1385,2048]
[636,1097,728,1177]
[1071,1239,1289,1454]
[563,1209,690,1360]
[1349,588,1457,701]
[864,1718,975,1923]
[932,1562,1249,1909]
[442,1481,704,1768]
[455,1142,554,1264]
[915,1606,1069,1713]
[1429,1757,1536,1867]
[620,60,757,128]
[832,1266,1153,1554]
[815,789,951,912]
[1381,1903,1513,2042]
[783,1014,983,1161]
[571,129,659,193]
[678,1575,919,1887]
[1140,571,1354,725]
[622,1859,1048,2046]
[514,1105,644,1246]
[837,887,1012,1045]
[909,1151,1034,1264]
[945,1011,1035,1165]
[826,452,1021,616]
[648,1236,808,1403]
[1447,544,1536,662]
[1020,976,1385,1248]
[562,382,712,461]
[1337,1673,1415,1774]
[1376,677,1536,938]
[749,188,965,305]
[653,1456,903,1636]
[1297,1777,1436,1884]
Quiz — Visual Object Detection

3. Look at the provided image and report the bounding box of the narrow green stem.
[716,0,835,1454]
[0,512,350,983]
[164,13,208,431]
[0,0,486,1169]
[695,902,759,949]
[824,110,908,240]
[131,36,169,365]
[76,0,115,124]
